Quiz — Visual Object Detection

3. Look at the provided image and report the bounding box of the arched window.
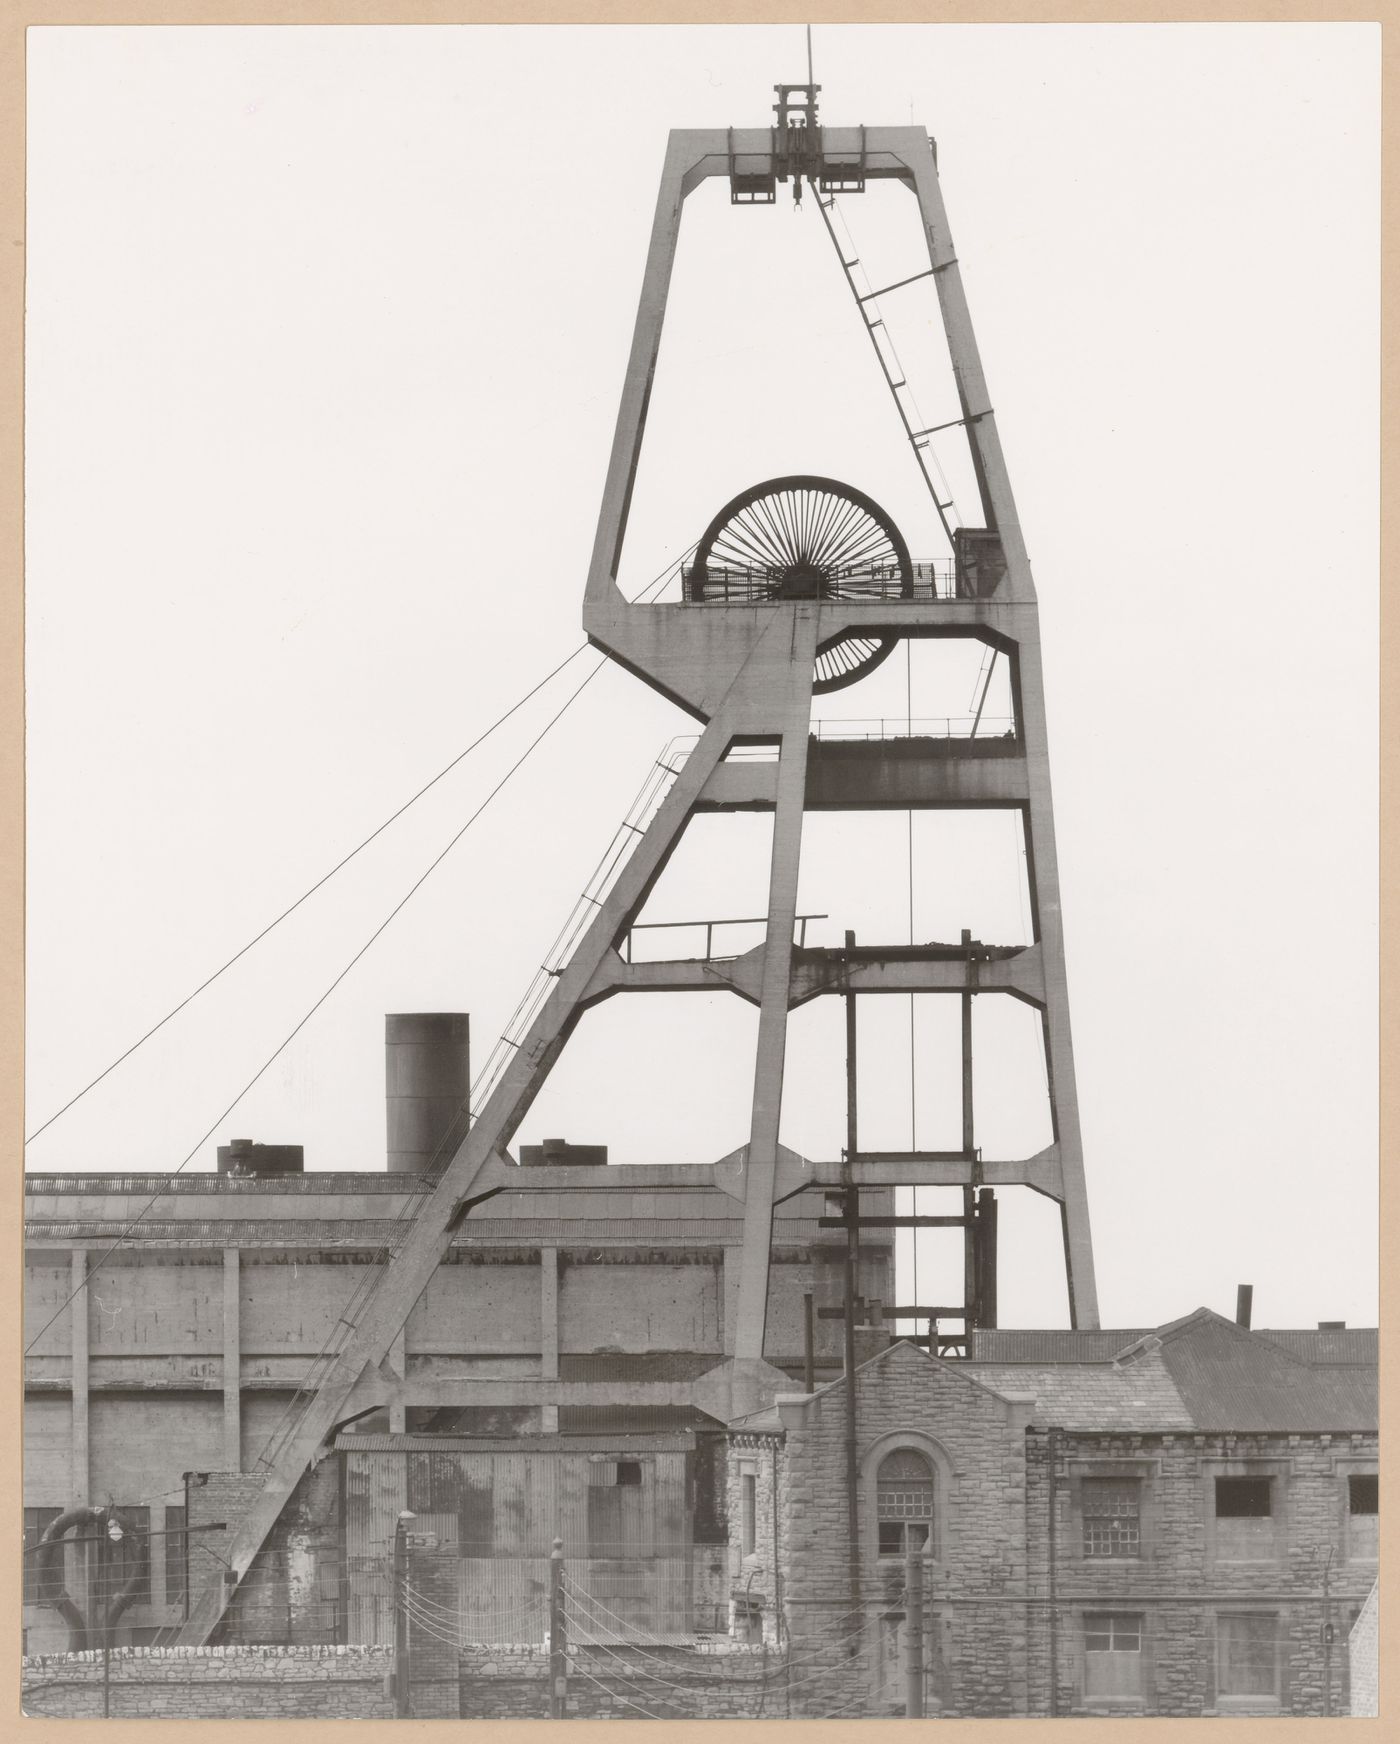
[876,1449,935,1557]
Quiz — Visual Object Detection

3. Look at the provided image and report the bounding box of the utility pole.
[393,1511,414,1718]
[549,1538,567,1719]
[904,1541,924,1717]
[100,1509,123,1720]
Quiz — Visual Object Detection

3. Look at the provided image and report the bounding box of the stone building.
[726,1308,1378,1718]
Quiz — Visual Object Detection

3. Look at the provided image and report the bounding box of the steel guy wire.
[25,541,704,1362]
[24,658,602,1357]
[26,538,697,1149]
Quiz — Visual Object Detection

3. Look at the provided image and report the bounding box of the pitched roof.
[1143,1309,1377,1432]
[968,1349,1192,1431]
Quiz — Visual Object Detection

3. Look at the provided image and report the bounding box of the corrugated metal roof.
[1151,1312,1377,1432]
[968,1330,1153,1362]
[967,1323,1377,1370]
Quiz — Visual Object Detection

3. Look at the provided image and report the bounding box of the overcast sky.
[24,22,1379,1331]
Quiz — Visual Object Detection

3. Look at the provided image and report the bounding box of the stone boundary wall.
[20,1644,396,1719]
[454,1642,775,1721]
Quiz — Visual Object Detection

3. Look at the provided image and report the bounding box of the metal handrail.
[811,716,1015,742]
[681,559,961,603]
[623,912,828,965]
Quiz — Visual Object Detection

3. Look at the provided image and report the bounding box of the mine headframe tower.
[178,80,1098,1646]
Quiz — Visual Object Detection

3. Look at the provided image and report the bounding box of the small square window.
[1213,1476,1277,1562]
[1216,1477,1271,1517]
[615,1461,642,1487]
[1349,1474,1378,1515]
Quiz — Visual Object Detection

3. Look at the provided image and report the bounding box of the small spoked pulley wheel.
[686,475,913,694]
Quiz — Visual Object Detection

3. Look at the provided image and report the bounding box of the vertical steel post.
[842,930,861,1637]
[904,1541,924,1717]
[393,1513,411,1718]
[549,1538,567,1719]
[961,928,977,1331]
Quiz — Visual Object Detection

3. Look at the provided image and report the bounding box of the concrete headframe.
[176,91,1098,1647]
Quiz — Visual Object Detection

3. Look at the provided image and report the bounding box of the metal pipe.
[905,1542,924,1716]
[842,929,861,1633]
[549,1538,567,1719]
[803,1293,815,1394]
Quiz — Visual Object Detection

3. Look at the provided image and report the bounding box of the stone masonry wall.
[454,1642,775,1720]
[1024,1428,1379,1717]
[20,1644,395,1719]
[773,1343,1033,1719]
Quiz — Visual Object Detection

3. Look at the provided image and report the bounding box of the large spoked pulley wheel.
[687,475,913,693]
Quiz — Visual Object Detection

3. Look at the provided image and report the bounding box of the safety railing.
[682,560,959,603]
[622,912,828,965]
[811,716,1015,742]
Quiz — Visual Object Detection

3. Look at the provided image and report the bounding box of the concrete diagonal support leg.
[732,608,819,1386]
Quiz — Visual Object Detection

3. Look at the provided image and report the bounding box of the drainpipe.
[1047,1426,1060,1718]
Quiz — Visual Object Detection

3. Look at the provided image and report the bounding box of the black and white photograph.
[19,20,1380,1721]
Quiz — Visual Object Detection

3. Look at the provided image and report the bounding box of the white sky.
[24,23,1379,1331]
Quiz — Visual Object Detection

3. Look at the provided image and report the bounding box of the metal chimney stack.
[385,1014,471,1175]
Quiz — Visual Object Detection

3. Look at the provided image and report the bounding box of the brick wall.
[20,1644,395,1718]
[1348,1580,1378,1716]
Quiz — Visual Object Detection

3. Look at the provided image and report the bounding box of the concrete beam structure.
[166,104,1098,1645]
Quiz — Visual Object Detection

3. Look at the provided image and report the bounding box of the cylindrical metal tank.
[385,1013,471,1174]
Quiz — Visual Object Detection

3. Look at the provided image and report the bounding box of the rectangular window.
[1083,1612,1143,1702]
[616,1460,642,1487]
[741,1471,757,1556]
[23,1508,61,1607]
[1214,1476,1275,1561]
[163,1505,187,1610]
[1348,1473,1378,1561]
[1217,1612,1280,1703]
[877,1519,930,1557]
[458,1478,493,1557]
[1082,1479,1141,1559]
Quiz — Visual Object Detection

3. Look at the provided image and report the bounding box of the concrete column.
[722,1247,744,1355]
[385,1014,471,1174]
[222,1249,241,1471]
[539,1247,560,1433]
[70,1250,88,1507]
[734,617,819,1362]
[388,1327,407,1435]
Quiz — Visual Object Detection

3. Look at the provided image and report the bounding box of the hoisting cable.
[906,639,919,1325]
[25,547,696,1146]
[23,544,700,1353]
